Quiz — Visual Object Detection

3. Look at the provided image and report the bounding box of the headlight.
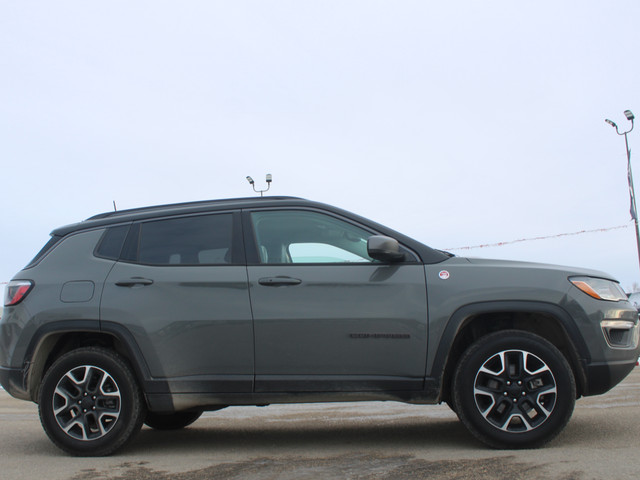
[570,276,628,302]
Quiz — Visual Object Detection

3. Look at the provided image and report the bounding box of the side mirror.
[367,235,405,262]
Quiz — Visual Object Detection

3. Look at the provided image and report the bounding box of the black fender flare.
[24,320,164,399]
[429,300,589,391]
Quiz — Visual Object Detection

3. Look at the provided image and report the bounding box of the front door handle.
[115,277,154,287]
[258,276,302,286]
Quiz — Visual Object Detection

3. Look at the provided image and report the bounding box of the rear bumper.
[0,365,29,401]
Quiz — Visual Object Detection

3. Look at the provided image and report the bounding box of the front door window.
[250,210,375,264]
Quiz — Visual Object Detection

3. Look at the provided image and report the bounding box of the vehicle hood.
[423,256,621,316]
[460,257,618,282]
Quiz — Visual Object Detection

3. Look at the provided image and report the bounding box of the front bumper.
[583,359,637,396]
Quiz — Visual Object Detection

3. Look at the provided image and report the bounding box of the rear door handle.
[115,277,154,287]
[258,276,302,286]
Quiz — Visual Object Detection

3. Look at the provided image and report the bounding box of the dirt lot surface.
[1,368,639,479]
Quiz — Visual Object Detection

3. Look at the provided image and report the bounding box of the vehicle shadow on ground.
[12,404,616,459]
[126,417,477,455]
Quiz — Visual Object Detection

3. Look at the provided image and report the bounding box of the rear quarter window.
[94,225,130,260]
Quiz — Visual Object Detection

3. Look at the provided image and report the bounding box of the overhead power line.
[445,223,631,251]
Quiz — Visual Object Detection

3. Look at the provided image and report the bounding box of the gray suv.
[1,197,639,456]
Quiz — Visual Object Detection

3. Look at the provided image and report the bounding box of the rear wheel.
[452,330,575,449]
[38,347,146,456]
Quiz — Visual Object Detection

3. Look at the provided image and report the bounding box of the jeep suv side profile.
[1,197,639,455]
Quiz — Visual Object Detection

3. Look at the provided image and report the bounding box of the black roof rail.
[87,196,302,220]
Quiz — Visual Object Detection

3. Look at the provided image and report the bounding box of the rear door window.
[133,214,234,265]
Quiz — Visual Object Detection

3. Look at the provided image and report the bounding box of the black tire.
[38,347,146,456]
[452,330,576,449]
[144,411,203,430]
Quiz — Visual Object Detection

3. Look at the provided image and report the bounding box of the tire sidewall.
[453,331,576,448]
[39,347,144,456]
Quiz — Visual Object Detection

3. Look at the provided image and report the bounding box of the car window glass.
[95,225,130,260]
[137,214,233,265]
[288,243,369,263]
[251,210,375,264]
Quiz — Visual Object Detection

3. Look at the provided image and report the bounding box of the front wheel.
[38,347,146,456]
[452,330,576,449]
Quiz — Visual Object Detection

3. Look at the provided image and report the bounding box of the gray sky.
[2,1,640,289]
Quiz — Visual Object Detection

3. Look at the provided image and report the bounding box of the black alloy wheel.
[452,330,576,449]
[38,347,146,456]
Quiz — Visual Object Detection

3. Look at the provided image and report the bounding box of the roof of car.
[86,196,304,220]
[52,196,309,236]
[50,195,451,264]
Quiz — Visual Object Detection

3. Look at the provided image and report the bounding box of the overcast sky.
[2,1,640,289]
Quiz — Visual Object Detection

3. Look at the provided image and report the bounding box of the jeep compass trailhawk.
[1,197,639,455]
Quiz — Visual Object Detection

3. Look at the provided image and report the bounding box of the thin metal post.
[605,111,637,277]
[624,132,640,273]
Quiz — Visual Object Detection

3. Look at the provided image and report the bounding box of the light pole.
[605,110,640,273]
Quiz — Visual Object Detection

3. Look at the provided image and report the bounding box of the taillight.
[4,280,34,306]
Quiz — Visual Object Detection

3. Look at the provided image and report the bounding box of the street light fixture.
[246,174,272,197]
[605,110,639,273]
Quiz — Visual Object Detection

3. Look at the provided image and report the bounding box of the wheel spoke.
[501,412,534,432]
[478,351,506,376]
[52,386,73,416]
[474,384,500,396]
[534,384,557,396]
[535,386,557,416]
[473,388,496,416]
[526,364,551,376]
[62,418,88,440]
